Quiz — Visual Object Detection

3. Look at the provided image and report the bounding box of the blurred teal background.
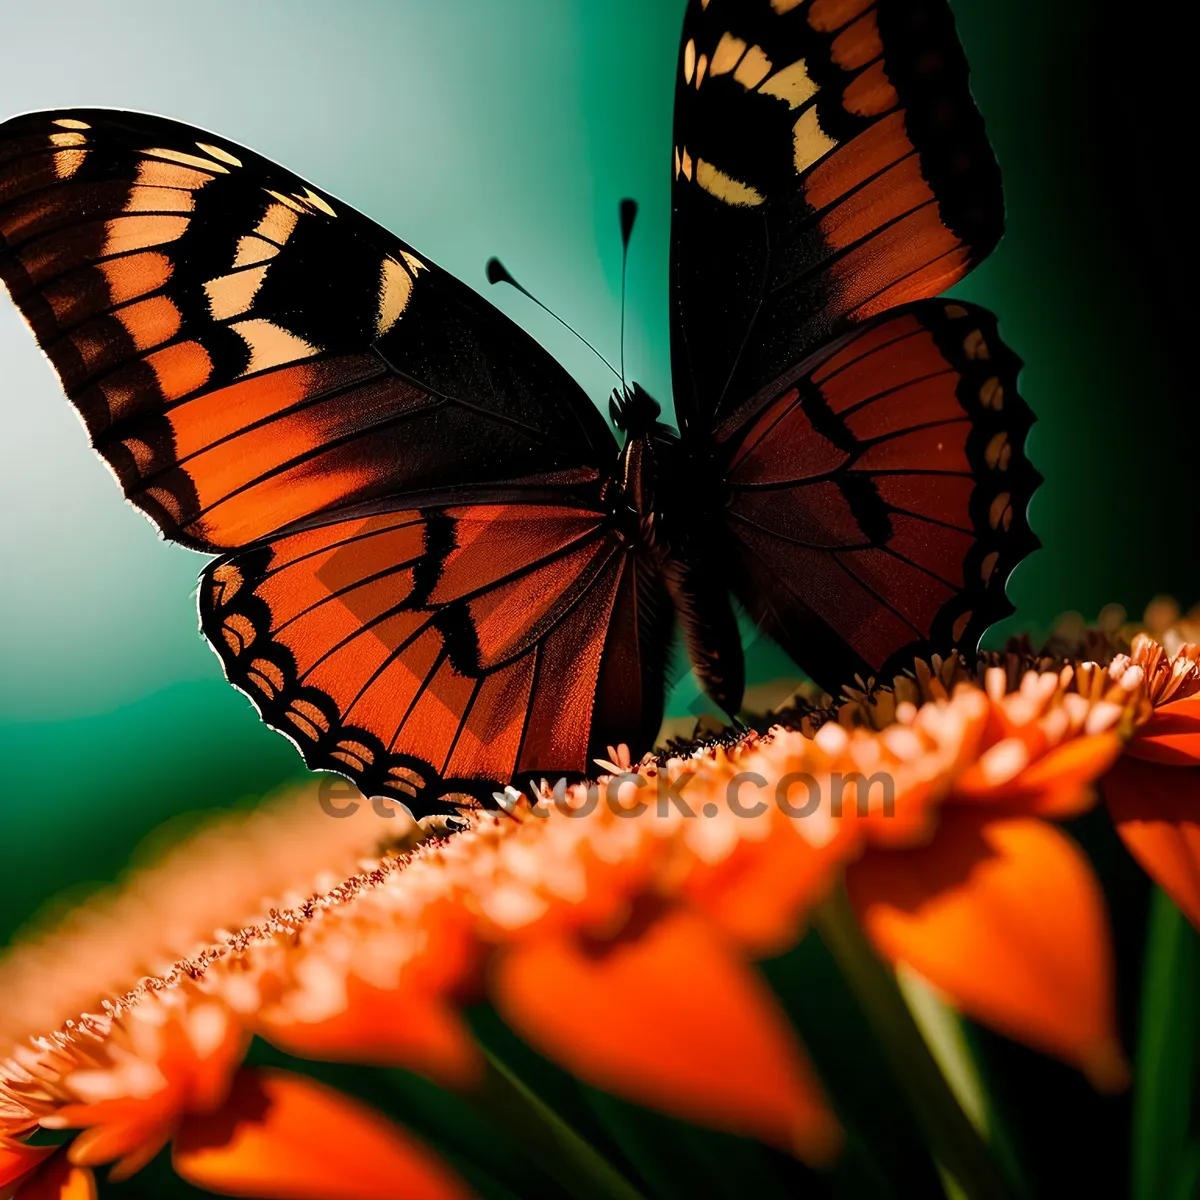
[0,1,1192,944]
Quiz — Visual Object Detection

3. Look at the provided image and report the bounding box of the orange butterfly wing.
[719,301,1038,686]
[0,109,615,551]
[670,0,1004,432]
[0,110,668,810]
[201,497,668,810]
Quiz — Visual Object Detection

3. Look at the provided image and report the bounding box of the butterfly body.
[0,0,1040,816]
[606,381,747,717]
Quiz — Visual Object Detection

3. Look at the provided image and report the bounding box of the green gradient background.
[0,1,1190,943]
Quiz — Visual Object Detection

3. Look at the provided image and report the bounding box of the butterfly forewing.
[0,109,616,551]
[670,0,1004,434]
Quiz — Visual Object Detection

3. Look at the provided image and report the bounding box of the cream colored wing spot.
[53,150,87,180]
[52,118,91,130]
[375,256,417,337]
[196,142,243,167]
[209,562,243,606]
[124,438,155,472]
[384,765,423,797]
[142,146,232,174]
[695,53,708,87]
[301,188,336,217]
[760,59,819,108]
[680,147,694,180]
[231,319,321,375]
[265,189,308,215]
[221,613,256,654]
[734,44,772,89]
[985,432,1011,471]
[146,486,185,524]
[134,159,214,189]
[233,235,281,268]
[121,186,195,215]
[674,146,681,178]
[332,739,375,772]
[205,263,269,320]
[684,38,696,84]
[710,32,747,75]
[101,215,190,257]
[265,187,336,218]
[286,699,331,741]
[49,131,87,148]
[256,202,301,246]
[248,658,286,698]
[696,159,764,207]
[792,106,838,174]
[989,492,1013,531]
[400,250,426,275]
[963,329,990,360]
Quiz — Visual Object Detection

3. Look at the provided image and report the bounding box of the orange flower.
[3,632,1175,1193]
[0,792,475,1199]
[219,758,857,1161]
[0,1141,93,1199]
[827,665,1133,1089]
[1101,628,1200,926]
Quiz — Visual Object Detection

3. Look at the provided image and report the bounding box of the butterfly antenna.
[618,198,637,394]
[486,257,620,381]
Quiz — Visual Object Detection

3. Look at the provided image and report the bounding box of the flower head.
[0,793,472,1199]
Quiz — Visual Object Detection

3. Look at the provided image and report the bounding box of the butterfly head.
[609,383,661,437]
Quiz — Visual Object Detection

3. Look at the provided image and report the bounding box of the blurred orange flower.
[1101,622,1200,927]
[0,1140,93,1200]
[0,794,473,1200]
[839,664,1131,1089]
[8,606,1200,1197]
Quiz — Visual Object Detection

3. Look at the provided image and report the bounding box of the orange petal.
[1105,754,1200,927]
[0,1140,54,1188]
[683,822,847,957]
[66,1120,171,1170]
[259,975,482,1090]
[1005,734,1122,815]
[1129,697,1200,766]
[493,908,842,1161]
[14,1152,96,1200]
[953,734,1120,816]
[173,1068,473,1200]
[847,810,1126,1089]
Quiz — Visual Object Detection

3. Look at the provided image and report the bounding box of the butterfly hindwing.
[200,493,671,809]
[670,0,1003,433]
[0,109,616,551]
[719,299,1038,689]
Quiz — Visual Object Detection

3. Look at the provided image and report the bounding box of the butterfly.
[0,0,1037,816]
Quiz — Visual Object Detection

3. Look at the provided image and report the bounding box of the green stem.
[812,886,1019,1200]
[469,1042,650,1200]
[1131,886,1199,1200]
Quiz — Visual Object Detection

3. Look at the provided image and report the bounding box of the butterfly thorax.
[607,383,672,526]
[605,383,745,716]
